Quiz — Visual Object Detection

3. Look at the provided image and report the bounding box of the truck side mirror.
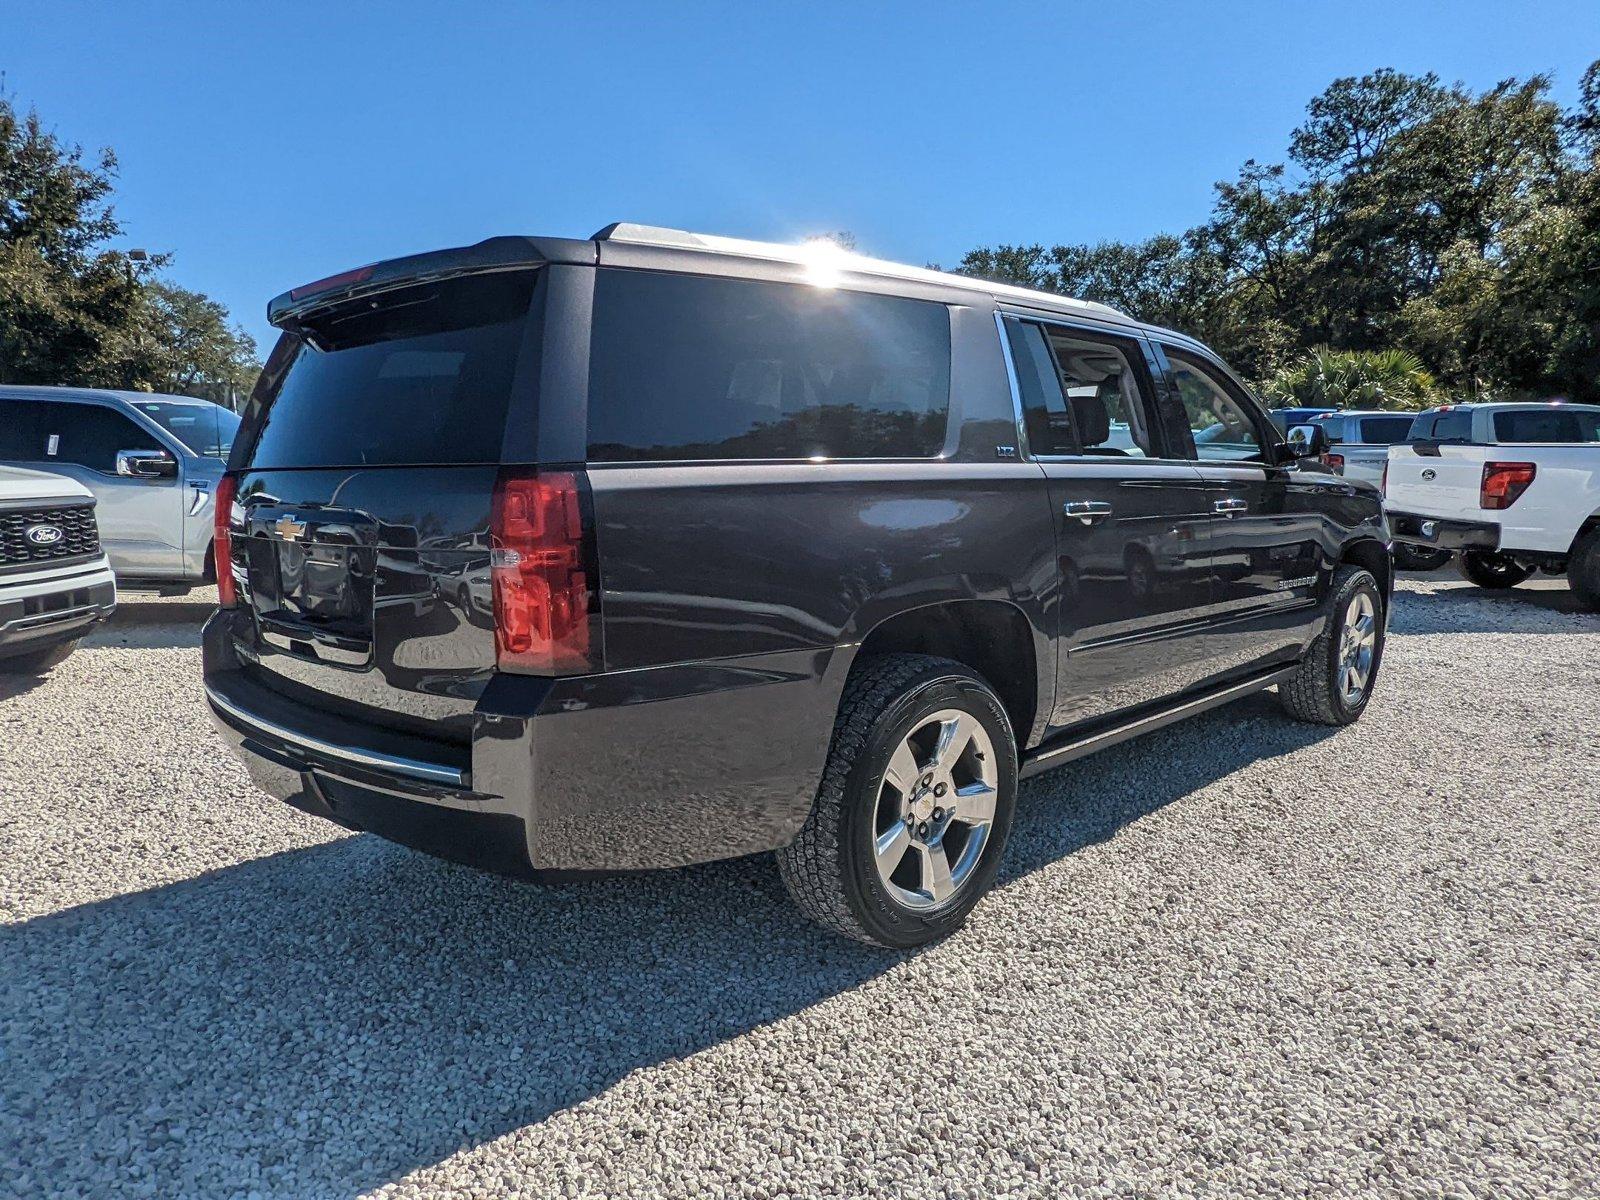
[1284,423,1329,458]
[116,449,177,480]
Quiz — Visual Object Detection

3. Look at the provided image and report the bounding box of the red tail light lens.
[1480,461,1536,510]
[490,470,593,673]
[213,473,237,608]
[1323,452,1346,474]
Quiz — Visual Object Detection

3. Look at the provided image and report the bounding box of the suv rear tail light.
[214,473,238,608]
[1480,461,1536,510]
[1323,452,1345,474]
[490,469,596,673]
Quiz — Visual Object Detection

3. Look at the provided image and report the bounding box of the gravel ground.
[2,577,1597,1199]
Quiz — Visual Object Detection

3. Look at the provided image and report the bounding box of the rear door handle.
[1213,497,1248,514]
[1063,500,1114,525]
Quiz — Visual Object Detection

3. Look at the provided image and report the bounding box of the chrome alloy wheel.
[872,709,999,911]
[1336,590,1378,705]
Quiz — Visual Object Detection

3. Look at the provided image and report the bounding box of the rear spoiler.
[266,235,596,330]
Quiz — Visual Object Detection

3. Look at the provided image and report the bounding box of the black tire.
[1457,550,1534,589]
[1392,543,1451,572]
[777,654,1018,949]
[1279,566,1384,726]
[0,638,80,675]
[1569,527,1600,612]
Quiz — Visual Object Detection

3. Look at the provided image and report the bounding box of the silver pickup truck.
[0,386,239,591]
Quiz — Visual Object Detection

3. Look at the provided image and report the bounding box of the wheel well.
[1571,513,1600,556]
[855,601,1038,746]
[1342,538,1392,598]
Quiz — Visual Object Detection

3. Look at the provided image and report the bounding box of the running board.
[1019,666,1298,779]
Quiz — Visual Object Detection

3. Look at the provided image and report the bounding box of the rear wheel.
[1392,543,1451,572]
[1569,528,1600,612]
[777,654,1017,948]
[1457,550,1534,589]
[1279,566,1384,726]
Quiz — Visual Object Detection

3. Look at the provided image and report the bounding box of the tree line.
[953,63,1600,407]
[0,93,258,405]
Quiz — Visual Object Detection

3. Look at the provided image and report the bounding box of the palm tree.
[1264,349,1437,411]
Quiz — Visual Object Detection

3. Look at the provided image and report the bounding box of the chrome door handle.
[1213,497,1248,514]
[1063,500,1114,525]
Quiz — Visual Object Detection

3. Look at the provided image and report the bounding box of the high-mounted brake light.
[490,470,593,673]
[1480,461,1536,510]
[213,473,238,608]
[288,264,374,301]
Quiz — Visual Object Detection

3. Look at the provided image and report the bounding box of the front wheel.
[1279,566,1385,726]
[1457,550,1534,589]
[777,654,1017,948]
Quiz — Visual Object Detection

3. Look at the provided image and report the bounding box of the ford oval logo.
[24,524,64,546]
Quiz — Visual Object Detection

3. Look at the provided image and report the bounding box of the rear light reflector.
[288,264,374,301]
[1480,461,1536,510]
[214,473,238,608]
[490,470,593,673]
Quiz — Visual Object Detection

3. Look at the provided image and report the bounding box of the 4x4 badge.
[274,516,308,543]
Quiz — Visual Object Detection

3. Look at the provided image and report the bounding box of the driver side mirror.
[1282,423,1330,460]
[116,449,177,480]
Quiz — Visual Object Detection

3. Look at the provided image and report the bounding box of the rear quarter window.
[239,271,539,469]
[1492,409,1600,443]
[586,270,951,461]
[1357,416,1415,444]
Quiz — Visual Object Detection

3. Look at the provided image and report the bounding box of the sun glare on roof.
[800,237,848,288]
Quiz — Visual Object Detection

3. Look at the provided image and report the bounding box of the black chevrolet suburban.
[204,224,1390,947]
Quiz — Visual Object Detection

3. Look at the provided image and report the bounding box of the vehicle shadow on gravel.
[84,599,214,650]
[0,694,1334,1197]
[1388,581,1597,636]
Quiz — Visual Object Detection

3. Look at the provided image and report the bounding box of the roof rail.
[591,222,1127,320]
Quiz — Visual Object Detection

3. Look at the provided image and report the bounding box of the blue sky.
[8,1,1597,355]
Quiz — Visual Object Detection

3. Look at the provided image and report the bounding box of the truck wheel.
[777,654,1017,949]
[1457,551,1533,589]
[0,638,81,675]
[1569,528,1600,612]
[1279,565,1384,726]
[1392,543,1451,572]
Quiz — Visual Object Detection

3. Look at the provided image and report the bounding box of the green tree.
[0,93,257,398]
[1263,348,1436,411]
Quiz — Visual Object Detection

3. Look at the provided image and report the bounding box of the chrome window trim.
[205,684,468,788]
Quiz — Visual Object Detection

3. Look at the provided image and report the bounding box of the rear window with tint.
[1493,408,1600,443]
[587,270,950,461]
[239,271,538,468]
[1357,416,1415,444]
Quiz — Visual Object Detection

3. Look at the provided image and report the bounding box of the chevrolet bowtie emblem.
[274,516,308,543]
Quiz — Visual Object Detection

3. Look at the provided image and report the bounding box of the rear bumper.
[202,611,848,876]
[1386,510,1500,552]
[0,559,117,659]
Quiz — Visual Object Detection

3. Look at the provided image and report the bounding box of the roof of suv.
[0,384,216,409]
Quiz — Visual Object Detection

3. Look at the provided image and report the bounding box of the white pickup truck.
[1384,402,1600,609]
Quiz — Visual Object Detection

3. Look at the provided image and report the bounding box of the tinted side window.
[3,402,164,473]
[0,400,54,459]
[1320,416,1348,443]
[587,271,950,461]
[1004,320,1076,456]
[1041,327,1156,457]
[1493,409,1600,443]
[1163,351,1266,463]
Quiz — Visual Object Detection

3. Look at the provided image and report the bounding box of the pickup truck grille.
[0,503,102,571]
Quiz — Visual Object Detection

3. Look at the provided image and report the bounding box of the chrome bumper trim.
[204,683,468,788]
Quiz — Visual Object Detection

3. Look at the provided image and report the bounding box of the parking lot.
[2,576,1597,1198]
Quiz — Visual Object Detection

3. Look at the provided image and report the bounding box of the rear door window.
[1039,327,1157,457]
[586,270,950,461]
[1003,320,1077,455]
[1493,408,1600,443]
[240,271,539,468]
